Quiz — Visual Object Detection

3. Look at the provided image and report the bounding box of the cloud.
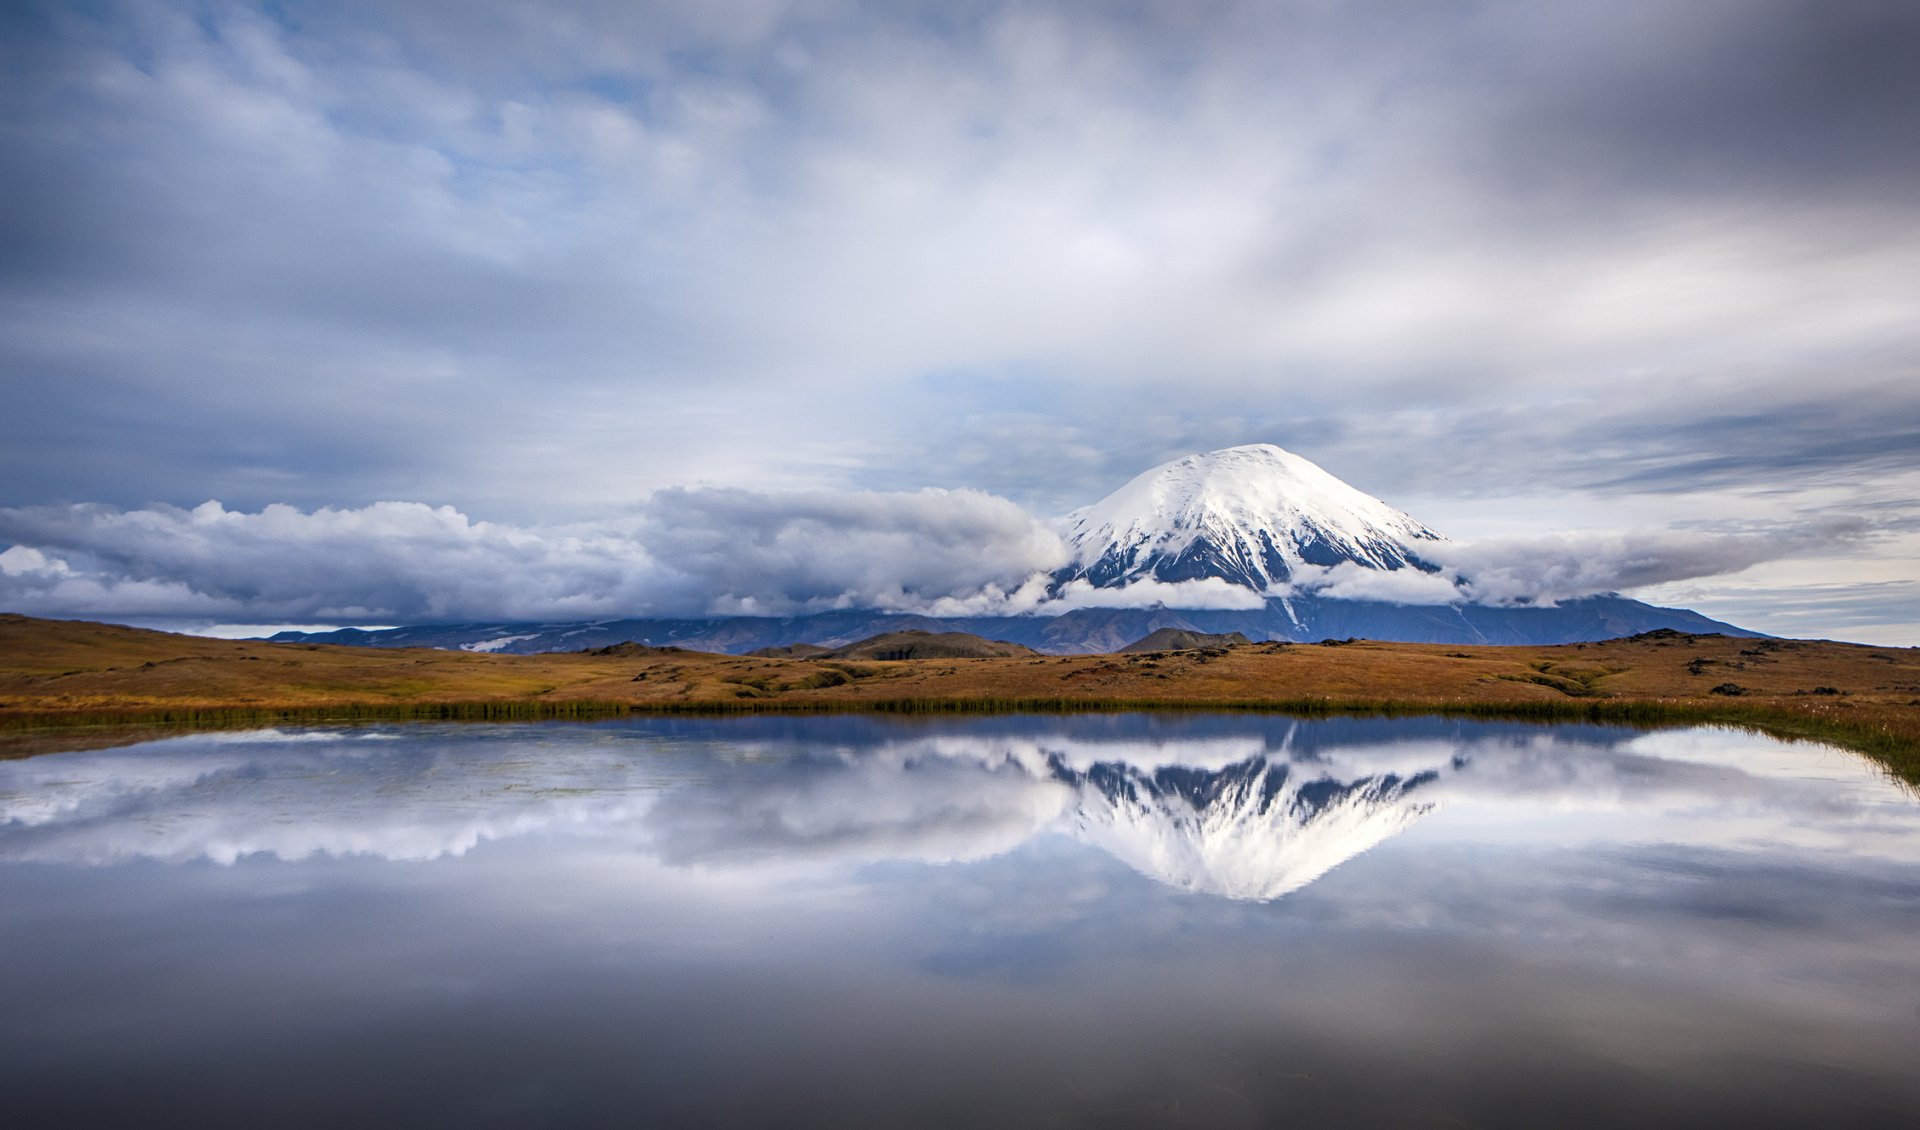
[0,489,1071,622]
[1045,576,1266,613]
[0,489,1265,623]
[1278,521,1872,607]
[635,486,1068,615]
[0,492,1874,625]
[1626,578,1920,647]
[1277,564,1464,606]
[1435,523,1872,604]
[0,500,659,622]
[2,0,1917,527]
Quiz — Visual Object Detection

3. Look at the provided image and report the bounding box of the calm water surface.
[2,715,1917,1128]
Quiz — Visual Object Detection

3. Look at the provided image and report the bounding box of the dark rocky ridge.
[818,630,1036,661]
[745,642,831,659]
[1118,629,1254,653]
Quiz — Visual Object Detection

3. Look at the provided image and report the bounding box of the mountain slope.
[1057,444,1445,590]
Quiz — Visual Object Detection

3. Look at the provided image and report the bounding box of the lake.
[2,714,1917,1127]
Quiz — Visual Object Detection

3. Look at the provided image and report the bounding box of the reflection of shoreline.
[0,722,263,762]
[3,721,1912,899]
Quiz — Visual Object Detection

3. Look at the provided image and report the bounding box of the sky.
[0,0,1916,642]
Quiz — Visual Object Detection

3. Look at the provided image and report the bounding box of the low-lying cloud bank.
[0,491,1068,624]
[0,495,1860,626]
[1278,521,1871,607]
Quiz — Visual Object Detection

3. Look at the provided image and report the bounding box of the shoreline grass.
[4,693,1913,785]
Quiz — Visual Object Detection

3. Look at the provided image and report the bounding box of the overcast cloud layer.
[0,493,1864,623]
[1,1,1916,640]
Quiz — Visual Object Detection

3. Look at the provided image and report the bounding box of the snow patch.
[460,633,540,653]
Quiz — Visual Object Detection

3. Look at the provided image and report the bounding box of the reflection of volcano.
[637,739,1449,901]
[1056,756,1439,901]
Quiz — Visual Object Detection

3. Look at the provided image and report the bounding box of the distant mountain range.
[272,444,1758,653]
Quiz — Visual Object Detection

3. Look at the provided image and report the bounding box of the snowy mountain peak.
[1057,444,1445,591]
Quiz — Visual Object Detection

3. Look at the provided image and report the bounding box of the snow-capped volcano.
[269,441,1763,653]
[1056,444,1445,591]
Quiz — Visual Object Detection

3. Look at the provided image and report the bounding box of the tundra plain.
[4,614,1915,782]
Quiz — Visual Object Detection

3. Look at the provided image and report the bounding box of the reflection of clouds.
[0,727,664,865]
[0,729,397,829]
[0,720,1916,902]
[647,755,1071,867]
[1416,728,1920,863]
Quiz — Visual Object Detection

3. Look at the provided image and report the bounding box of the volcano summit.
[1058,444,1446,591]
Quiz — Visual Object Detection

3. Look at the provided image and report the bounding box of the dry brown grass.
[4,614,1916,781]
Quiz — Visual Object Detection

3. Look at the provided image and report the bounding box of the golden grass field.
[3,613,1916,782]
